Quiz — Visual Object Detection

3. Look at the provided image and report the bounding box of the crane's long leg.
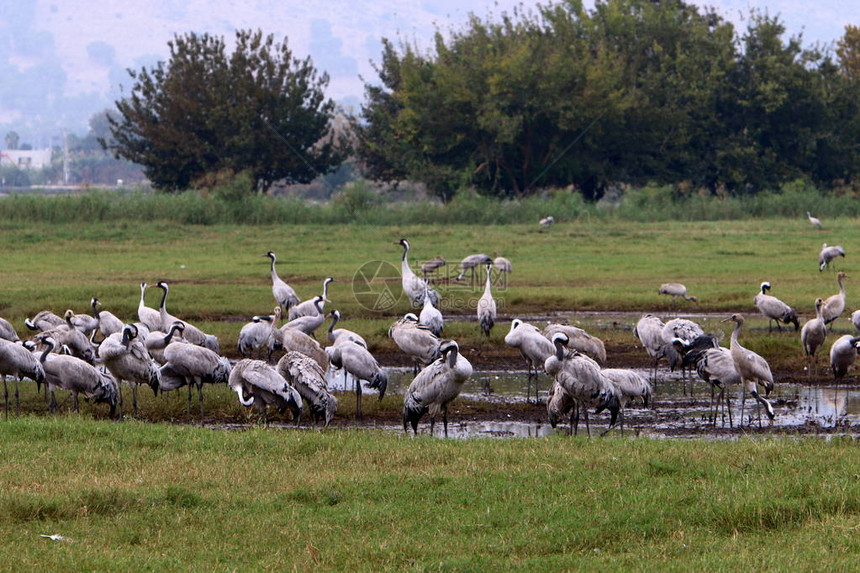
[73,391,79,413]
[15,375,20,417]
[3,377,8,420]
[186,380,193,414]
[197,379,205,419]
[443,406,449,438]
[117,382,124,420]
[132,383,139,417]
[354,376,362,420]
[583,405,591,438]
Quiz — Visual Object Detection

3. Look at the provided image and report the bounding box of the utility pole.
[63,129,70,185]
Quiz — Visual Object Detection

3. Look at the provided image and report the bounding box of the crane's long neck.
[422,284,433,309]
[39,339,54,363]
[484,267,493,295]
[555,339,565,361]
[839,276,845,296]
[270,256,278,282]
[447,346,458,368]
[730,321,742,349]
[164,324,182,345]
[139,284,147,309]
[328,313,339,334]
[91,299,101,322]
[322,279,331,299]
[314,298,324,313]
[815,302,824,320]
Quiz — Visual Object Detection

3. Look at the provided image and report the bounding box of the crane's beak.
[719,317,732,323]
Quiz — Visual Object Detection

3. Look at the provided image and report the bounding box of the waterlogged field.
[1,213,860,569]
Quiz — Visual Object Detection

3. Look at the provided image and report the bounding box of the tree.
[105,30,346,193]
[837,25,860,80]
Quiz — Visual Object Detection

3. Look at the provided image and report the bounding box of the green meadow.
[1,417,858,572]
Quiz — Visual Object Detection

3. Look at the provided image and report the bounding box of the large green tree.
[354,0,859,200]
[105,30,345,193]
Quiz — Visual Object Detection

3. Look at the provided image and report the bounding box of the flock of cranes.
[1,216,856,436]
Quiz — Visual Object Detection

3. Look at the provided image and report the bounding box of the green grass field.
[1,417,858,572]
[0,215,853,365]
[2,212,859,570]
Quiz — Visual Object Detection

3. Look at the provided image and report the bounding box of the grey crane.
[395,239,439,307]
[722,314,775,426]
[24,310,64,332]
[477,263,496,336]
[388,313,441,373]
[38,337,117,417]
[34,310,96,365]
[543,323,607,364]
[155,281,219,352]
[421,256,446,277]
[633,314,672,382]
[403,339,473,437]
[807,211,823,229]
[278,325,330,371]
[276,351,337,427]
[546,380,577,434]
[754,282,799,331]
[801,298,827,375]
[288,277,334,321]
[325,339,387,419]
[69,297,101,339]
[419,281,444,337]
[820,271,847,328]
[504,319,554,403]
[238,306,282,361]
[492,252,513,276]
[829,334,860,379]
[94,299,125,342]
[677,334,742,427]
[819,243,845,272]
[0,337,45,418]
[159,339,232,416]
[455,253,493,283]
[0,317,19,342]
[851,309,860,333]
[137,283,163,332]
[228,358,302,425]
[543,332,620,437]
[600,368,654,434]
[266,251,300,312]
[283,296,326,336]
[658,283,698,303]
[144,322,186,365]
[539,216,555,229]
[662,317,704,395]
[326,310,367,348]
[98,323,161,419]
[70,297,124,343]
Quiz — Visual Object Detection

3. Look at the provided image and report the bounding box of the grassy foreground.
[1,416,858,572]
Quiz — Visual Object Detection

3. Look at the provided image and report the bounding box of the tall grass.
[2,179,857,226]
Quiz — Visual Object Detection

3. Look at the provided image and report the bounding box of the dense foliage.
[353,0,860,200]
[105,30,346,193]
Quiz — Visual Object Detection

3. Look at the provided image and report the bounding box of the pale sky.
[0,0,856,145]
